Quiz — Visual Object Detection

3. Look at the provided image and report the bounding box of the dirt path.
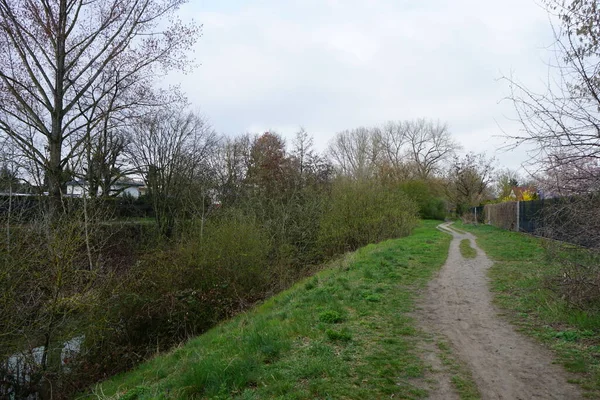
[417,222,581,400]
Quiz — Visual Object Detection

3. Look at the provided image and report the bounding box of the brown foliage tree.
[247,132,292,197]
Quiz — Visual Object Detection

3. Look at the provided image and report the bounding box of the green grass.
[459,239,477,259]
[436,340,479,400]
[86,221,455,399]
[456,222,600,398]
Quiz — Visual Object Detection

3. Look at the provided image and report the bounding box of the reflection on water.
[1,336,84,399]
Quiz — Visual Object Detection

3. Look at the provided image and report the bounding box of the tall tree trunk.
[48,132,63,216]
[48,0,68,217]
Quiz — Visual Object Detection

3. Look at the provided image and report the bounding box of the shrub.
[318,179,419,256]
[325,328,352,342]
[102,213,272,351]
[398,180,447,220]
[194,213,272,299]
[319,310,345,324]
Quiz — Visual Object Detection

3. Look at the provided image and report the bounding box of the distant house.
[113,180,146,198]
[65,180,86,198]
[508,186,538,201]
[65,180,146,199]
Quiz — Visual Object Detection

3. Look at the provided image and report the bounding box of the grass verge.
[456,222,600,398]
[85,221,453,399]
[459,239,476,259]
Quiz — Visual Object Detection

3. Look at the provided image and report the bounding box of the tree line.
[1,107,499,233]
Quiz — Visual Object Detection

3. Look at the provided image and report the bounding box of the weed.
[304,280,317,291]
[459,239,477,259]
[365,294,382,303]
[319,310,345,324]
[325,328,352,342]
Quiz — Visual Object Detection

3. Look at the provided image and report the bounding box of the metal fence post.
[516,201,520,232]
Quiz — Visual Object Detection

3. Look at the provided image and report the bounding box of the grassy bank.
[86,221,452,399]
[456,222,600,398]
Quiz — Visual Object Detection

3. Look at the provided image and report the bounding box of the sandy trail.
[417,222,581,400]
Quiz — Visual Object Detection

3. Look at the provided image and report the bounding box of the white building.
[65,180,146,199]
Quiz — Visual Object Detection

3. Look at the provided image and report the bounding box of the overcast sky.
[167,0,556,171]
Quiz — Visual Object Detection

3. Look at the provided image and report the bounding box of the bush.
[318,179,419,256]
[193,213,272,299]
[110,194,154,219]
[398,180,447,220]
[232,187,329,269]
[100,213,271,352]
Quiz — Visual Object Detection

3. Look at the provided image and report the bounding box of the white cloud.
[170,0,558,171]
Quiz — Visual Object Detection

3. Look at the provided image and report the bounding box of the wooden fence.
[483,202,519,231]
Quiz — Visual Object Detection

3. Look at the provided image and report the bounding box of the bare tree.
[0,138,26,252]
[537,153,600,196]
[81,127,131,198]
[404,119,460,179]
[212,134,252,206]
[327,127,381,179]
[128,108,218,236]
[504,0,600,193]
[291,127,313,180]
[375,119,460,181]
[0,139,22,193]
[503,0,600,227]
[0,0,201,214]
[75,69,161,198]
[501,2,600,307]
[290,128,333,188]
[379,121,408,170]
